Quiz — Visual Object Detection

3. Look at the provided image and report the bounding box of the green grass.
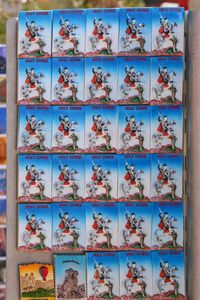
[31,244,46,250]
[64,96,78,103]
[22,288,55,297]
[99,145,111,151]
[163,193,177,201]
[33,194,46,200]
[98,49,113,55]
[98,194,111,200]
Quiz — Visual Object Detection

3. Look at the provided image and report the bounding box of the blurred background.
[0,0,189,44]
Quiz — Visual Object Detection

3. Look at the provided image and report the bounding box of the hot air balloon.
[39,265,48,281]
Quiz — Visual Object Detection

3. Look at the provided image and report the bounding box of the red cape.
[25,30,36,42]
[59,27,70,40]
[125,124,136,136]
[58,123,69,136]
[91,123,103,135]
[25,76,36,88]
[157,75,169,87]
[93,26,104,39]
[58,172,69,185]
[25,122,36,135]
[125,27,137,39]
[25,223,36,235]
[124,75,136,87]
[157,123,169,136]
[159,26,170,38]
[91,75,102,87]
[59,221,70,233]
[157,172,168,184]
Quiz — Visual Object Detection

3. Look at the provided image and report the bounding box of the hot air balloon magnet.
[19,263,55,300]
[18,203,52,251]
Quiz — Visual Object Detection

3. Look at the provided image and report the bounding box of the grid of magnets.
[17,7,185,300]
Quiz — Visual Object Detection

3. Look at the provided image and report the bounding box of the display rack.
[6,11,198,299]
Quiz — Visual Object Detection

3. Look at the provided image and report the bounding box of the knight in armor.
[159,17,170,38]
[157,66,170,87]
[25,214,39,235]
[91,115,105,136]
[159,261,172,283]
[125,212,138,234]
[25,20,38,42]
[124,162,137,185]
[91,164,104,185]
[157,115,170,136]
[59,19,70,40]
[59,212,70,233]
[94,263,107,284]
[58,67,71,88]
[25,68,37,88]
[91,67,103,87]
[124,66,136,87]
[126,261,139,283]
[58,164,70,185]
[126,17,137,39]
[58,114,71,136]
[93,18,104,40]
[157,161,169,184]
[25,115,37,136]
[25,164,38,186]
[92,212,104,234]
[125,115,137,137]
[158,211,170,233]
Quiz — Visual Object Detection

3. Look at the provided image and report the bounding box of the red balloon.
[39,266,48,281]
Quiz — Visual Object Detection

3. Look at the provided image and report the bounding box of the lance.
[159,13,163,21]
[60,15,64,25]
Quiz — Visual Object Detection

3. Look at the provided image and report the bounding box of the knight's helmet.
[97,114,102,121]
[130,212,135,220]
[163,164,168,171]
[64,212,69,219]
[98,212,102,219]
[30,68,35,75]
[64,165,69,171]
[164,261,169,268]
[130,66,135,74]
[97,263,104,272]
[30,21,35,28]
[31,115,36,122]
[31,214,36,221]
[64,115,69,122]
[164,17,169,26]
[163,115,168,121]
[65,19,69,26]
[131,18,136,25]
[131,261,136,268]
[163,67,168,74]
[97,67,102,74]
[98,18,103,25]
[30,164,36,172]
[164,212,168,219]
[97,165,102,172]
[63,67,68,74]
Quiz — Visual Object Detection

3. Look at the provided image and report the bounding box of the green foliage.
[0,14,8,44]
[0,0,145,44]
[22,288,55,297]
